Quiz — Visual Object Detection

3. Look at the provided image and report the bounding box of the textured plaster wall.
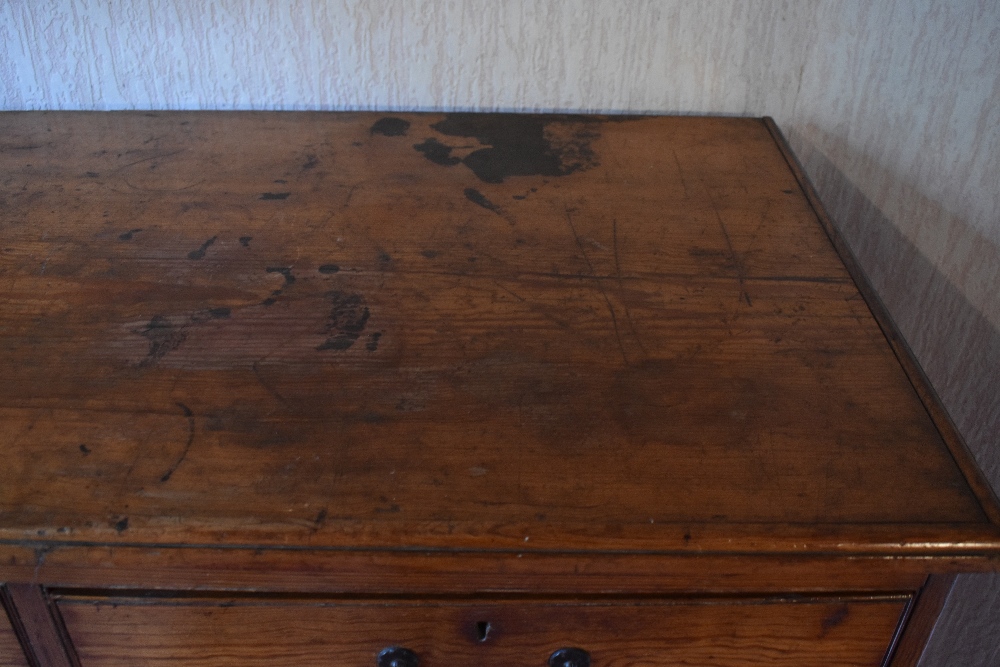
[2,1,998,664]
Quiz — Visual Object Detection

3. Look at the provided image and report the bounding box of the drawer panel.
[58,595,908,666]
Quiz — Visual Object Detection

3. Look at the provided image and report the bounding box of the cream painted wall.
[2,1,998,664]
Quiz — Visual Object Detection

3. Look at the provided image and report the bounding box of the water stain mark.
[413,138,461,166]
[377,250,392,270]
[370,117,411,137]
[821,605,850,635]
[262,266,296,305]
[316,291,370,351]
[266,266,296,285]
[415,114,600,183]
[137,315,188,367]
[187,235,217,260]
[134,307,235,366]
[464,188,502,215]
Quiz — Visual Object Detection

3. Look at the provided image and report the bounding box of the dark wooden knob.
[549,647,591,667]
[376,646,419,667]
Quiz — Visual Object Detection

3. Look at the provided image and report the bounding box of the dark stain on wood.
[821,605,850,635]
[111,517,129,533]
[137,315,187,367]
[118,228,142,241]
[318,264,340,274]
[266,267,296,286]
[366,332,382,351]
[413,137,461,166]
[464,187,502,214]
[186,235,217,260]
[239,236,252,247]
[370,117,411,137]
[420,113,599,183]
[259,192,291,200]
[261,267,296,305]
[316,291,370,352]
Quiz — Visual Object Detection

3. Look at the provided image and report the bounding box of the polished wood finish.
[1,112,998,663]
[57,595,908,667]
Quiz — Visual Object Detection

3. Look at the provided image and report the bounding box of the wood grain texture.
[0,112,993,562]
[0,596,29,667]
[56,595,908,667]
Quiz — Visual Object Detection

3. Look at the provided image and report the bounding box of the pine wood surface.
[57,595,907,667]
[0,111,997,563]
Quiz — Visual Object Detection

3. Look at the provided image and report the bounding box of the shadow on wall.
[784,127,1000,667]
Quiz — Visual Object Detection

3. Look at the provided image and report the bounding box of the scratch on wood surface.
[343,182,361,208]
[672,150,691,199]
[160,402,195,483]
[708,191,753,308]
[111,149,205,192]
[32,545,52,584]
[564,206,628,365]
[253,359,290,406]
[612,218,648,357]
[113,149,185,173]
[493,280,573,331]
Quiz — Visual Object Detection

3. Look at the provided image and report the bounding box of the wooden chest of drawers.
[1,111,998,666]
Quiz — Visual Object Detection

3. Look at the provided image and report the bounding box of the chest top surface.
[0,111,997,557]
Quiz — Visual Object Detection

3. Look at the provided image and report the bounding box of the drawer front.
[58,596,907,666]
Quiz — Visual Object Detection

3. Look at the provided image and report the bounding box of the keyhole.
[476,621,492,642]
